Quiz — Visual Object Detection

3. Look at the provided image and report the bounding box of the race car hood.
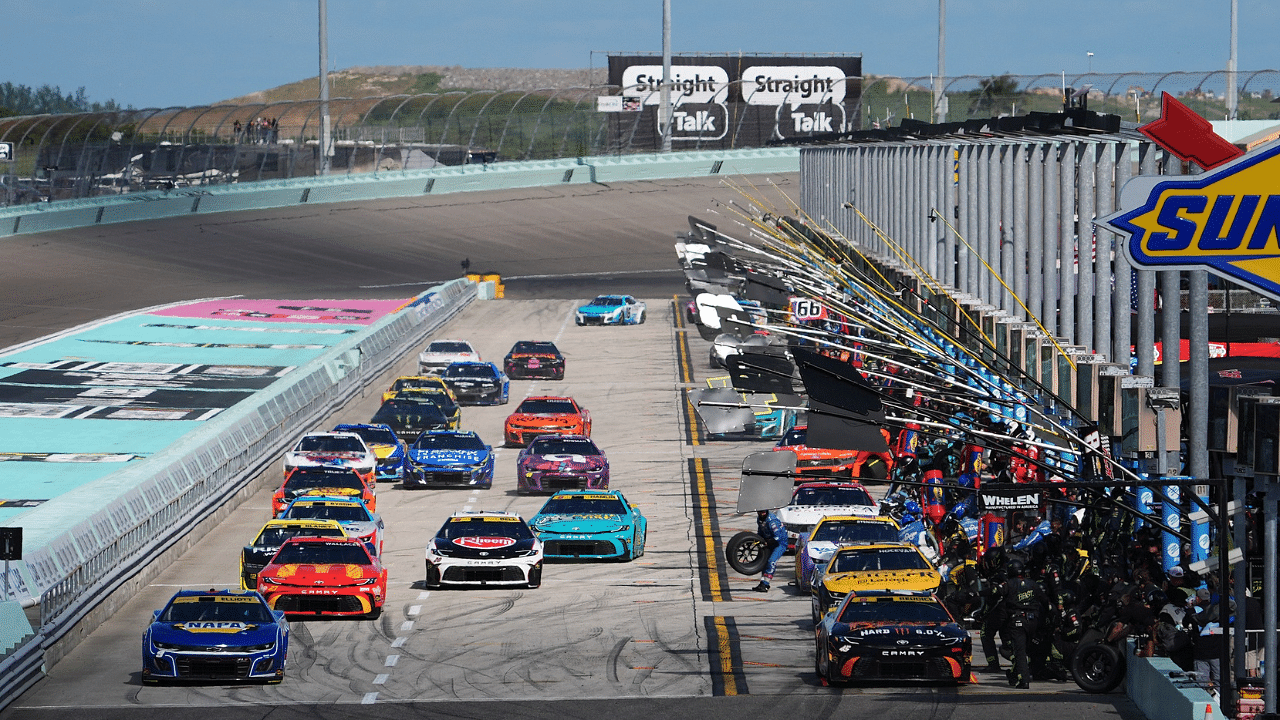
[520,454,605,471]
[369,444,402,460]
[334,520,378,539]
[509,353,558,361]
[149,619,278,648]
[409,448,489,467]
[822,569,942,594]
[530,513,627,534]
[576,304,623,317]
[438,535,538,559]
[263,563,378,585]
[287,451,372,468]
[508,413,576,424]
[830,622,967,646]
[778,505,879,526]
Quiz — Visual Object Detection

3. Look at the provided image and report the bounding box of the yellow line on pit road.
[693,458,725,602]
[712,616,740,695]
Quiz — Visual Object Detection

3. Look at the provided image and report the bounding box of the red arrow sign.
[1139,92,1244,170]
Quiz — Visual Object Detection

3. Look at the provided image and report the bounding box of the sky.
[2,0,1276,110]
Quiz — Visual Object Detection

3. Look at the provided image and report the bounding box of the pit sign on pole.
[789,296,827,322]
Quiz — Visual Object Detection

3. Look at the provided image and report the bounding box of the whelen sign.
[605,54,861,150]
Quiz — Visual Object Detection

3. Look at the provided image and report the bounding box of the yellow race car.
[383,382,461,430]
[810,542,941,623]
[239,518,347,590]
[381,376,455,404]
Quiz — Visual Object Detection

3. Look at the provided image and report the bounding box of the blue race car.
[441,361,510,405]
[142,588,288,685]
[575,295,647,326]
[529,490,647,560]
[404,430,495,489]
[333,422,406,482]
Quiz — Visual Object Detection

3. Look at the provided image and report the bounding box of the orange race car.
[504,396,591,447]
[271,466,376,517]
[773,426,859,479]
[257,536,387,618]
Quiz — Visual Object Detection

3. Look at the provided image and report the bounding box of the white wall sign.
[620,65,730,105]
[742,66,847,109]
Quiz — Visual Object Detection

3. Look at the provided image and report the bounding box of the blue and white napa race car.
[575,295,647,326]
[529,490,647,561]
[332,422,406,482]
[405,430,495,489]
[142,588,288,685]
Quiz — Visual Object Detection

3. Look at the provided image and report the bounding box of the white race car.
[425,511,543,588]
[776,481,880,550]
[283,431,377,485]
[417,339,481,375]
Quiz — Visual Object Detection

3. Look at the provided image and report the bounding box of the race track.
[0,175,1146,720]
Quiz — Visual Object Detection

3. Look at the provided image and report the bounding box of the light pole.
[934,0,947,123]
[1087,52,1094,74]
[1227,0,1238,120]
[318,0,331,175]
[660,0,672,152]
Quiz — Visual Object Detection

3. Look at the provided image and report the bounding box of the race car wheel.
[425,562,442,589]
[527,565,542,589]
[638,310,646,324]
[575,318,584,326]
[1071,642,1126,694]
[726,531,768,575]
[366,605,382,620]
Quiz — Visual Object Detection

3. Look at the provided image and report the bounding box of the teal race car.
[529,490,647,560]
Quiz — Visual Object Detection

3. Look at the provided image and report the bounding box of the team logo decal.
[455,536,516,549]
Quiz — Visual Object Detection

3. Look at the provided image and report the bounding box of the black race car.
[503,340,565,380]
[814,590,971,685]
[370,397,451,442]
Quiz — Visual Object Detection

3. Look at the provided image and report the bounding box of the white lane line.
[417,590,431,600]
[507,269,681,281]
[400,620,414,632]
[373,674,389,685]
[407,605,422,617]
[362,692,378,704]
[391,637,407,648]
[553,303,575,343]
[385,655,400,667]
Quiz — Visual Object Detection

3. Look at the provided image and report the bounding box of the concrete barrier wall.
[0,149,799,240]
[1122,640,1221,720]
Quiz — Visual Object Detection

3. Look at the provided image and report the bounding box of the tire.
[366,605,382,620]
[425,562,441,589]
[726,531,768,575]
[527,565,542,589]
[1071,642,1126,694]
[638,310,646,324]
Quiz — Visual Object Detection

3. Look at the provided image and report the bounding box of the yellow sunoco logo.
[1109,143,1280,300]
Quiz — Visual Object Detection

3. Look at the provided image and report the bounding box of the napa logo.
[175,621,254,633]
[1104,141,1280,302]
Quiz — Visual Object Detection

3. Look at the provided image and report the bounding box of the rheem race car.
[142,589,289,685]
[575,295,646,326]
[277,496,384,556]
[404,430,495,489]
[516,434,609,493]
[776,481,879,551]
[282,432,376,485]
[370,397,452,442]
[424,511,543,589]
[240,518,347,590]
[333,423,406,482]
[256,536,387,618]
[530,490,646,560]
[795,515,903,593]
[271,466,375,517]
[814,590,971,684]
[441,361,509,405]
[504,396,591,446]
[504,340,565,380]
[810,542,942,623]
[417,339,480,375]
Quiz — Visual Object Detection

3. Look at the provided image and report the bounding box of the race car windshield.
[837,598,952,624]
[284,471,365,493]
[391,378,439,391]
[811,521,899,545]
[160,598,275,624]
[272,542,372,565]
[413,434,486,451]
[831,547,930,573]
[255,526,345,547]
[516,399,577,414]
[400,391,458,413]
[441,520,534,541]
[445,364,495,379]
[427,342,472,353]
[284,504,372,522]
[372,401,447,423]
[344,427,399,446]
[793,486,874,507]
[539,497,626,515]
[296,436,365,453]
[529,437,599,455]
[587,297,622,307]
[512,342,557,354]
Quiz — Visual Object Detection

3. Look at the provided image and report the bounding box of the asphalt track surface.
[0,175,1144,720]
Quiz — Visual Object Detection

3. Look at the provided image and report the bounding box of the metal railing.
[2,70,1277,206]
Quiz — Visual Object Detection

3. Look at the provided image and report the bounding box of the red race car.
[257,536,387,618]
[271,466,375,517]
[504,396,591,447]
[504,340,566,380]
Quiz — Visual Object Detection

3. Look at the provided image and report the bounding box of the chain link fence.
[1,70,1277,205]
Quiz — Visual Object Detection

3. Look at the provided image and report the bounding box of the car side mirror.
[153,610,162,621]
[243,545,255,556]
[274,610,286,621]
